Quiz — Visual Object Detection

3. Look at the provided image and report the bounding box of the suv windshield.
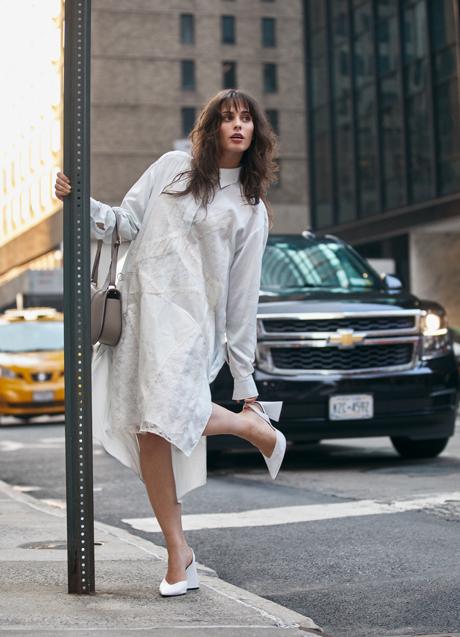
[0,321,64,353]
[261,236,384,292]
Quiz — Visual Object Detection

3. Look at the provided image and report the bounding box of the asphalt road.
[1,414,459,637]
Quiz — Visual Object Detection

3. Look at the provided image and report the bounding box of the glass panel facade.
[429,0,460,195]
[380,73,405,208]
[402,0,434,202]
[331,2,354,223]
[353,2,379,216]
[305,0,460,230]
[312,105,334,226]
[335,97,355,222]
[376,1,405,209]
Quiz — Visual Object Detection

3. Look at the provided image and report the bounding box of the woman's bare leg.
[203,402,277,457]
[136,404,275,585]
[136,432,193,584]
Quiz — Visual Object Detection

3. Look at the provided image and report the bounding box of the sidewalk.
[0,479,325,636]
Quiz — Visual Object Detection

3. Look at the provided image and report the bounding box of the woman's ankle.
[166,540,189,554]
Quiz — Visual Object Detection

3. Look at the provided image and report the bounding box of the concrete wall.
[410,231,460,329]
[90,0,309,233]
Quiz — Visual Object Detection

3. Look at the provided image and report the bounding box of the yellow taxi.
[0,307,65,420]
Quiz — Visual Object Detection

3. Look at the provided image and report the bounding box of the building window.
[263,63,277,92]
[180,14,194,45]
[181,107,196,137]
[265,109,279,134]
[262,17,276,47]
[181,60,195,90]
[221,15,236,44]
[222,61,237,88]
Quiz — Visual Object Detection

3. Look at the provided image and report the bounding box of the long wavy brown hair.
[162,89,279,229]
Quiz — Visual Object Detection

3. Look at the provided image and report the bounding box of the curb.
[0,479,324,635]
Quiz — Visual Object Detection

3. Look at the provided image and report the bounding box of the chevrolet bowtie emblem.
[328,329,364,348]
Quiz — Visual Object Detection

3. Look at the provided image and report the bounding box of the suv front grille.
[256,311,421,375]
[262,315,415,333]
[271,343,414,371]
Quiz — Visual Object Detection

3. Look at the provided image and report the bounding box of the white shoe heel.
[185,549,199,590]
[258,400,283,422]
[246,400,286,480]
[159,549,198,597]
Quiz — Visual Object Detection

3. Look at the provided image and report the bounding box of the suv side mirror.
[381,273,403,289]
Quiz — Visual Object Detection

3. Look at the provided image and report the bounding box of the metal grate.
[263,316,416,333]
[271,343,414,370]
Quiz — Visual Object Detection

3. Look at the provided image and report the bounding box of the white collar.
[219,165,241,188]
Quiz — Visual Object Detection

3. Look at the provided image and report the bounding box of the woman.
[55,89,287,597]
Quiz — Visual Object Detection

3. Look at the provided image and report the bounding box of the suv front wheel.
[390,436,449,459]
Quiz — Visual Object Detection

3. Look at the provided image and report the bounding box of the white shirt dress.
[90,150,269,502]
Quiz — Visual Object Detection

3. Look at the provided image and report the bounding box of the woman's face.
[218,103,254,160]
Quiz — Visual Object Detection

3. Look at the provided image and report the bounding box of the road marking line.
[122,492,460,532]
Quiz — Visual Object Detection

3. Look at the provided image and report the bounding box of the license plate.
[329,394,373,420]
[32,391,54,402]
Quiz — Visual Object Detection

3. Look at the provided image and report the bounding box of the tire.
[390,436,449,459]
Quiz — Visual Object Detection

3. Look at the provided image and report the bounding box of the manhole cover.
[18,540,104,550]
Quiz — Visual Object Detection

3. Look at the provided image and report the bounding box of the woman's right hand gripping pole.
[54,171,72,201]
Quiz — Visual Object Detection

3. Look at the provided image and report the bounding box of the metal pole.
[63,0,95,594]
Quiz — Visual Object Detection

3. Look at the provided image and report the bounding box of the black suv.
[209,231,459,459]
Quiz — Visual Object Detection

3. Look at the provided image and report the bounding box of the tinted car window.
[0,321,64,353]
[261,237,383,291]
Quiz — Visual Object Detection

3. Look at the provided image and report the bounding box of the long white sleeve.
[225,210,269,400]
[90,150,190,243]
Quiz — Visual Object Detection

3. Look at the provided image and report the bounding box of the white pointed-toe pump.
[245,400,286,480]
[159,548,199,597]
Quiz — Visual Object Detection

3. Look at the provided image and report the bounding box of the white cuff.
[90,198,116,242]
[232,375,259,400]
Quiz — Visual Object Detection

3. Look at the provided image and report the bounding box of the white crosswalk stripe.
[122,491,460,533]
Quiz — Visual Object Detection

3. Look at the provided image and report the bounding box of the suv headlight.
[421,311,452,359]
[0,366,20,379]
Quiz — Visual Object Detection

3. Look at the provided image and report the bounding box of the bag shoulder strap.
[91,214,121,287]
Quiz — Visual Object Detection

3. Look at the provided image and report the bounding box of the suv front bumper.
[208,354,459,449]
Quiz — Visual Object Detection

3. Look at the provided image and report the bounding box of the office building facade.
[304,0,460,327]
[91,0,307,232]
[1,0,307,310]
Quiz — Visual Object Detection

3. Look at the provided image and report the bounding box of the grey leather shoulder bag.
[90,215,122,346]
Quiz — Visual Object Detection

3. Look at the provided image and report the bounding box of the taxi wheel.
[390,436,449,459]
